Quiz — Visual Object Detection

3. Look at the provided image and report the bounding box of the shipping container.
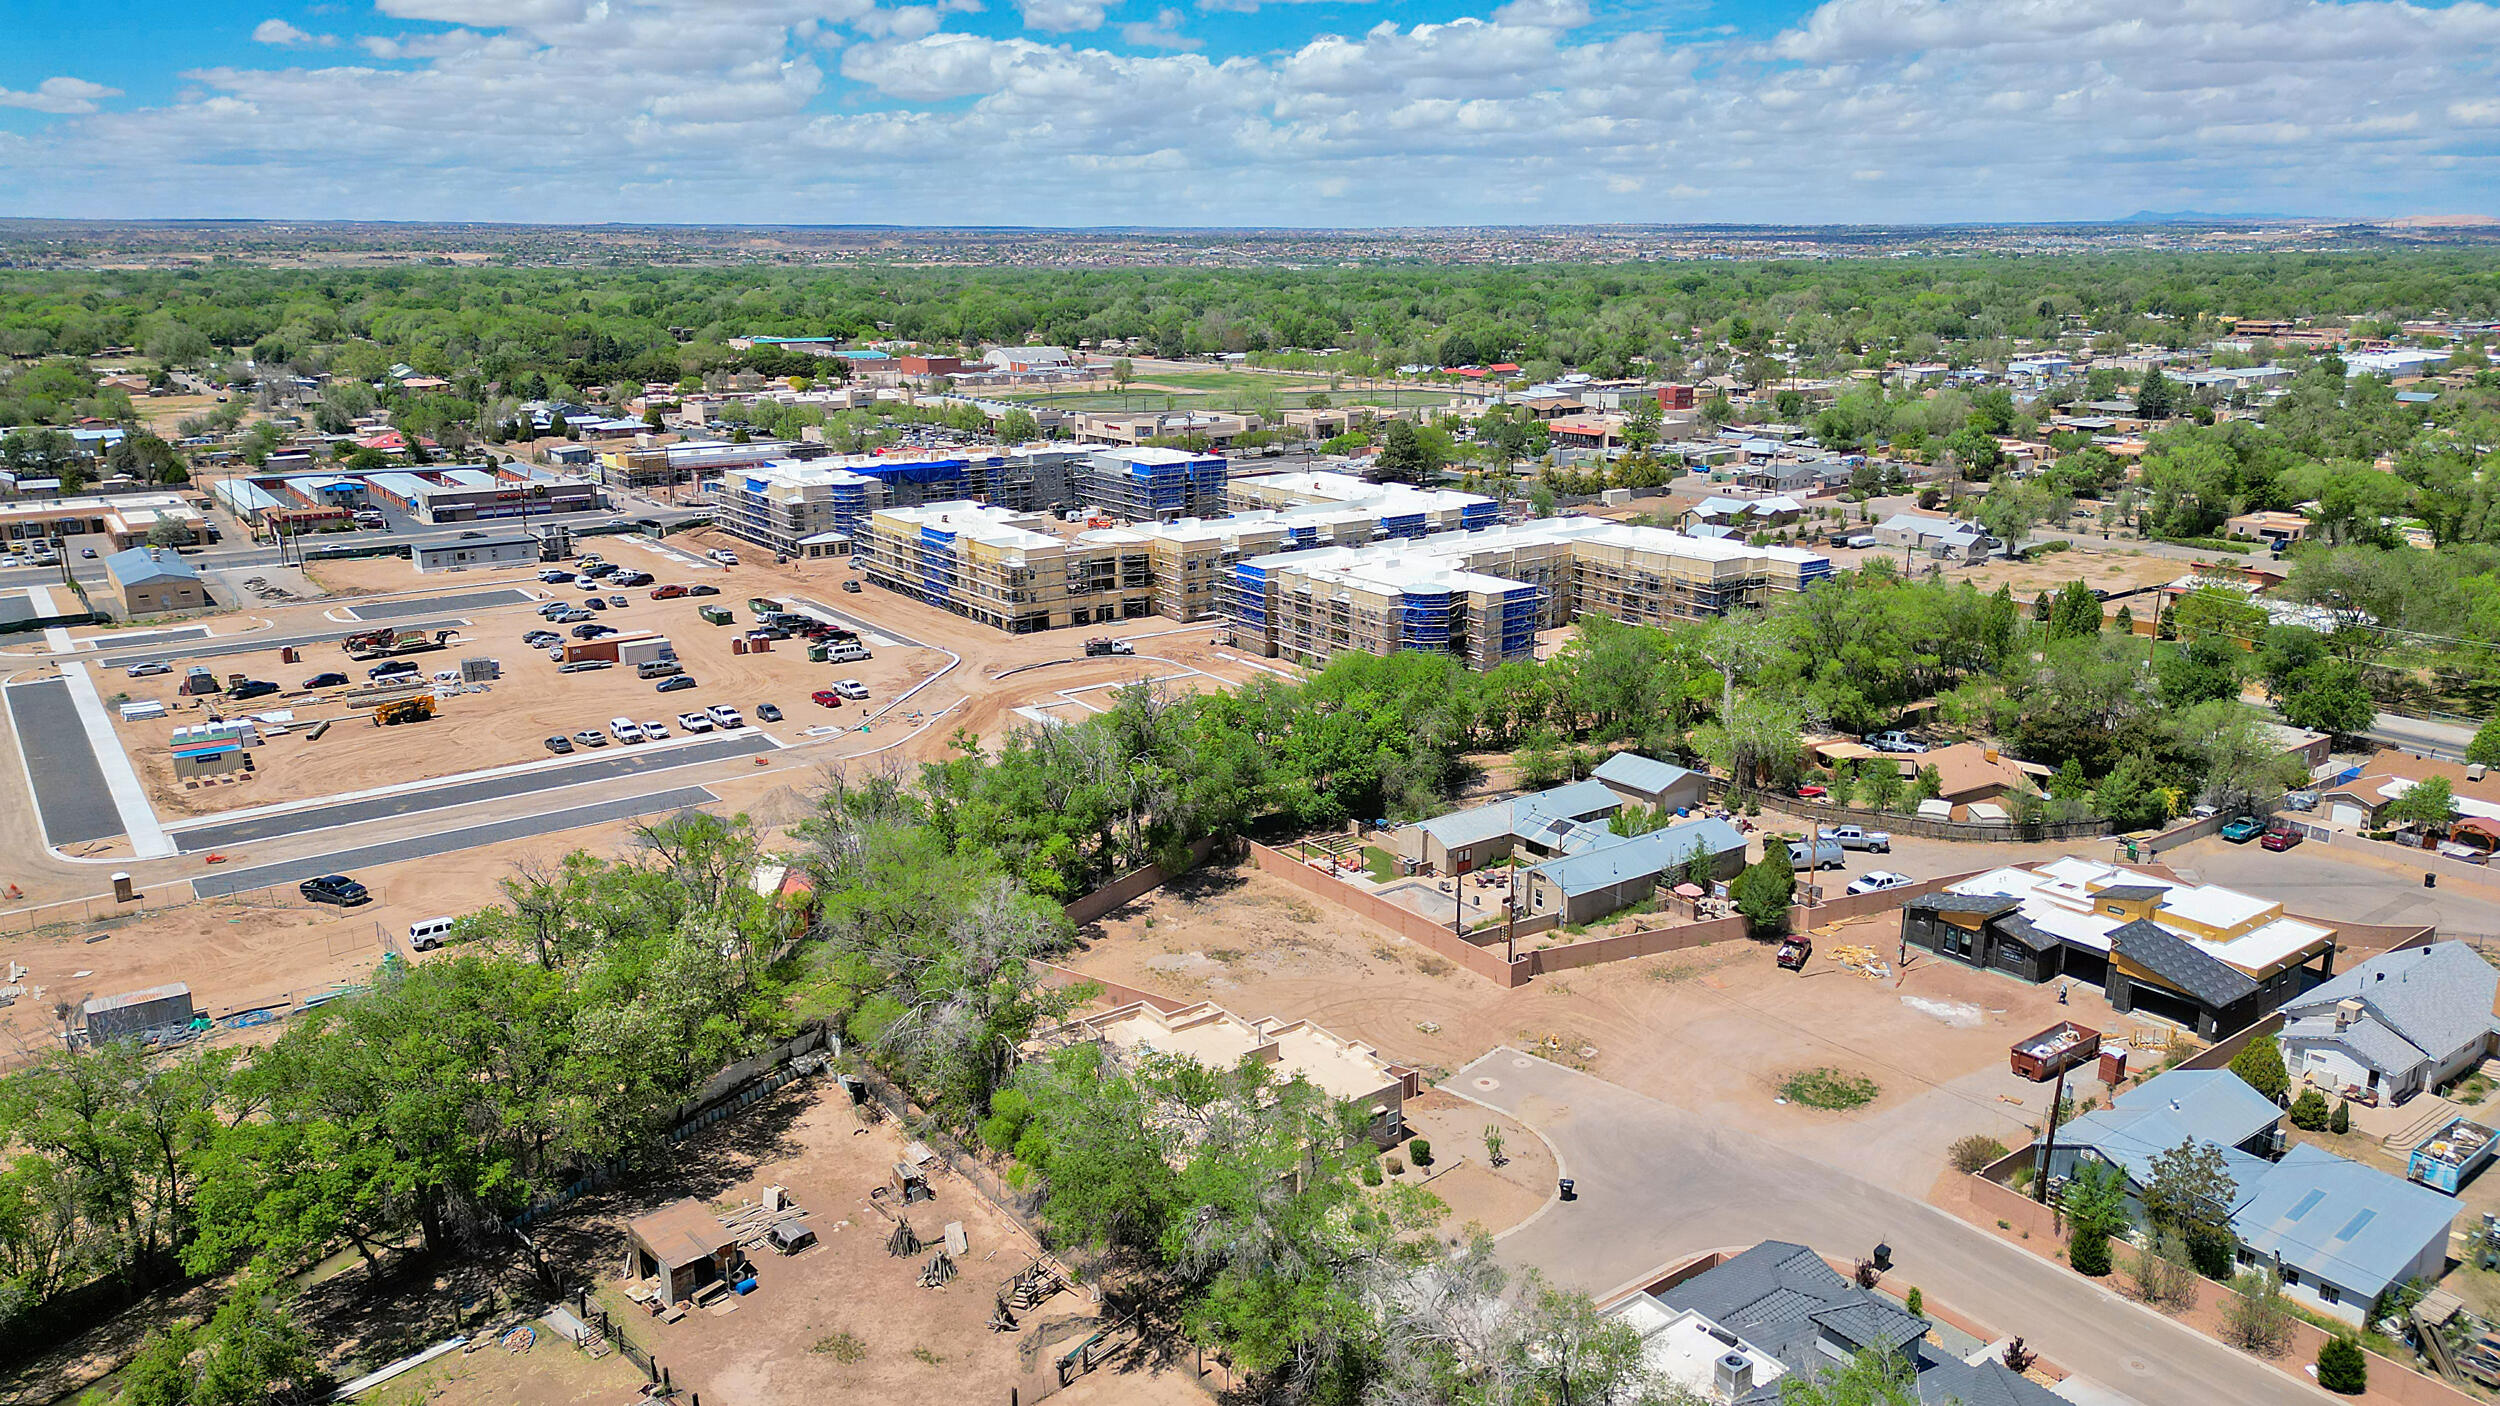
[82,983,196,1044]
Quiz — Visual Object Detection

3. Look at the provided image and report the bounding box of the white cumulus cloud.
[0,77,121,115]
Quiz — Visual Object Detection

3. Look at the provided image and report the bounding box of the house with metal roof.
[2032,1068,2457,1326]
[1519,816,1749,924]
[1391,778,1624,875]
[103,547,209,614]
[1591,751,1710,813]
[1620,1240,2061,1405]
[2233,1143,2457,1324]
[2277,943,2500,1104]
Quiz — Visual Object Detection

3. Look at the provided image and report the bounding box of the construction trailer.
[81,983,196,1044]
[557,630,670,665]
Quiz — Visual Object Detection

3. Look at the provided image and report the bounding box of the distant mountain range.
[2117,210,2303,223]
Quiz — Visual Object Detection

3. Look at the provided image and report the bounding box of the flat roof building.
[858,499,1156,632]
[1226,518,1830,672]
[0,492,204,551]
[1078,446,1228,522]
[1902,856,2340,1036]
[1039,1000,1414,1144]
[707,447,1095,558]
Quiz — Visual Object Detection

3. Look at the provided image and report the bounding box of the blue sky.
[1,0,2496,225]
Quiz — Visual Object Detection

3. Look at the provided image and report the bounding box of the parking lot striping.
[57,661,175,858]
[168,729,778,850]
[342,588,538,621]
[618,534,720,571]
[186,786,721,900]
[4,678,127,848]
[66,626,209,653]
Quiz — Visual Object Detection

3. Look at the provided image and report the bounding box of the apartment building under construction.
[1224,518,1831,671]
[707,448,1092,558]
[858,500,1156,631]
[1128,480,1499,621]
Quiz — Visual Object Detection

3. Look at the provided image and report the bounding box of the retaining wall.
[1063,835,1222,926]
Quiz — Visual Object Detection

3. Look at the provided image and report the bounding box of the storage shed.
[624,1199,742,1308]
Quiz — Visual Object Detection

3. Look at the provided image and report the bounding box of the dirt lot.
[529,1077,1207,1406]
[1398,1088,1557,1242]
[1066,861,2165,1197]
[80,533,1286,821]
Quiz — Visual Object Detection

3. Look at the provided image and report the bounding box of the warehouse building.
[412,533,544,572]
[361,466,601,524]
[858,500,1156,631]
[104,547,210,614]
[1223,518,1830,671]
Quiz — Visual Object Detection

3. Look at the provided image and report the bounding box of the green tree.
[2069,1225,2112,1277]
[2469,719,2500,768]
[2143,1139,2239,1278]
[2331,1099,2350,1135]
[2135,365,2177,420]
[2384,775,2456,831]
[2316,1335,2368,1395]
[2226,1039,2289,1103]
[2047,580,2103,640]
[2277,659,2376,737]
[1374,419,1444,485]
[2060,1159,2133,1239]
[1730,854,1794,934]
[1775,1348,1923,1406]
[2289,1088,2331,1130]
[2158,635,2244,709]
[997,408,1039,442]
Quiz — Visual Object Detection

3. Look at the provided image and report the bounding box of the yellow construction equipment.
[371,696,437,726]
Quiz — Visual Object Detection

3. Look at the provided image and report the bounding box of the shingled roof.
[2113,918,2260,1009]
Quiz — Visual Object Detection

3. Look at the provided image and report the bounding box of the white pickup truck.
[1818,824,1893,853]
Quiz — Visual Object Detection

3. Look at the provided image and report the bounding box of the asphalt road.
[2,678,122,846]
[96,620,472,670]
[342,588,537,621]
[172,730,776,851]
[1454,1051,2335,1406]
[189,785,719,899]
[2365,712,2477,762]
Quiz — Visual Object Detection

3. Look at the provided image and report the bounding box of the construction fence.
[0,885,194,937]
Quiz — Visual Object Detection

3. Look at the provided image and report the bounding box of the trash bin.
[808,643,828,663]
[1558,1177,1576,1202]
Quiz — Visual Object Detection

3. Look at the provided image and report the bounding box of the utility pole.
[2034,1059,2072,1206]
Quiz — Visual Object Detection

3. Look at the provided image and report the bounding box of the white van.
[609,717,646,744]
[408,916,456,951]
[826,641,872,663]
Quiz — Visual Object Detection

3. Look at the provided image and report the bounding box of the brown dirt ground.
[355,1330,652,1406]
[1065,860,2158,1197]
[1398,1088,1557,1242]
[527,1077,1210,1406]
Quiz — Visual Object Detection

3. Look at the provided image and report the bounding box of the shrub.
[2289,1088,2330,1131]
[2068,1226,2112,1277]
[1950,1134,2010,1173]
[1408,1137,1432,1167]
[1385,1155,1404,1175]
[812,1331,867,1362]
[2316,1336,2367,1395]
[1359,1159,1383,1187]
[1905,1287,1924,1318]
[1781,1067,1879,1110]
[2330,1099,2350,1135]
[2226,1040,2289,1103]
[2220,1270,2294,1356]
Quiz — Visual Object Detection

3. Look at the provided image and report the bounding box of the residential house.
[1518,816,1749,924]
[1873,741,2041,820]
[2225,510,2311,547]
[2036,1068,2456,1325]
[1592,751,1711,814]
[1391,778,1624,875]
[2277,943,2500,1103]
[1617,1240,2061,1405]
[1036,1000,1415,1145]
[1902,857,2339,1036]
[1870,512,1996,562]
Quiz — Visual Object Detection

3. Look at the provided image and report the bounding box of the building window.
[2282,1267,2300,1286]
[2318,1284,2339,1305]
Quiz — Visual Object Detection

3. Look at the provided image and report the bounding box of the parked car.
[228,680,280,700]
[830,679,869,700]
[301,672,349,689]
[2220,816,2267,844]
[651,584,688,600]
[544,735,574,754]
[642,719,669,739]
[570,623,607,639]
[1785,837,1847,871]
[607,595,629,608]
[685,584,720,597]
[369,660,420,680]
[407,916,455,950]
[573,575,599,589]
[125,661,172,677]
[1863,731,1929,754]
[755,703,782,722]
[676,710,714,732]
[1819,825,1893,853]
[79,547,96,559]
[811,688,841,707]
[1845,870,1915,896]
[550,607,591,623]
[655,674,697,692]
[522,630,560,648]
[608,717,645,744]
[538,568,573,584]
[299,874,369,906]
[708,549,739,564]
[571,729,608,747]
[584,562,620,578]
[2261,826,2305,852]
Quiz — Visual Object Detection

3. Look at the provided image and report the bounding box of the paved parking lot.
[2,678,119,845]
[96,619,472,669]
[2163,830,2499,938]
[343,588,536,620]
